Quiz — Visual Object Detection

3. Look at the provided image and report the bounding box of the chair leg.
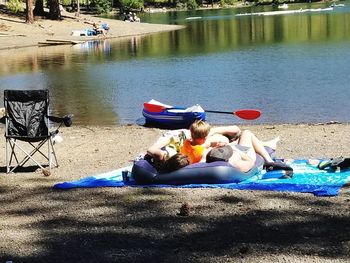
[49,138,59,169]
[26,141,49,163]
[6,139,20,173]
[5,137,59,173]
[7,140,46,172]
[19,140,48,168]
[6,138,9,173]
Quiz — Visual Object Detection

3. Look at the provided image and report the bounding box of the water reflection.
[1,3,350,125]
[73,40,111,54]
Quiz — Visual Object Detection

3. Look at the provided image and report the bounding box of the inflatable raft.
[132,154,269,185]
[142,99,206,129]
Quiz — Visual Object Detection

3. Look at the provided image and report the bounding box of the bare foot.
[308,159,320,166]
[263,136,280,150]
[284,158,294,165]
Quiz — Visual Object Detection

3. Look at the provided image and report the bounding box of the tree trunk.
[26,0,34,23]
[49,0,62,20]
[33,0,46,16]
[76,0,80,17]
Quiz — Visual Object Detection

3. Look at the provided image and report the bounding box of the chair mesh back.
[4,90,49,138]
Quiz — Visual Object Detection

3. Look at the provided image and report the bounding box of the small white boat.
[278,3,289,9]
[330,2,345,7]
[185,16,202,20]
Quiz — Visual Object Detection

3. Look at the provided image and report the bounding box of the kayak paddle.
[143,102,261,120]
[205,109,261,120]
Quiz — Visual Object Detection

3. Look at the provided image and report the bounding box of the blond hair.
[189,120,211,140]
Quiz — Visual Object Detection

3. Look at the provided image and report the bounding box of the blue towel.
[53,160,350,196]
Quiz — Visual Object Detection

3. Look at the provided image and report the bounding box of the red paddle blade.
[143,102,168,113]
[234,109,261,120]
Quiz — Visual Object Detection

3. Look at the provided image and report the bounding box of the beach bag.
[102,23,110,31]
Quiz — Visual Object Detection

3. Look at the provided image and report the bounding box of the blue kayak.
[142,100,206,129]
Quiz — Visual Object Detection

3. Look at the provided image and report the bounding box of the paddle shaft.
[205,110,234,115]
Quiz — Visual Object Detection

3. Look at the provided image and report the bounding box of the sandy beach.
[0,123,350,262]
[1,5,350,262]
[0,8,184,50]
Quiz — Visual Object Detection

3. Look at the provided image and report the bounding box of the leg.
[226,132,256,172]
[236,130,256,163]
[261,136,280,150]
[238,130,274,163]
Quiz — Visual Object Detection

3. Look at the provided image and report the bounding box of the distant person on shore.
[133,13,140,22]
[92,22,108,36]
[122,12,140,22]
[123,12,129,21]
[128,12,134,22]
[93,23,101,35]
[123,12,134,22]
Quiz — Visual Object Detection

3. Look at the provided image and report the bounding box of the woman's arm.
[208,125,242,141]
[203,132,231,149]
[146,136,171,161]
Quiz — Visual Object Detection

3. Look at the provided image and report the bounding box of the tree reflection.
[0,6,350,125]
[73,40,111,55]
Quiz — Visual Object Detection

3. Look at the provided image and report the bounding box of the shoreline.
[0,0,334,51]
[0,9,185,50]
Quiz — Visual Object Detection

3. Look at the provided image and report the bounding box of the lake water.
[1,1,350,125]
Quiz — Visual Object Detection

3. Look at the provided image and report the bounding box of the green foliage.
[219,0,238,6]
[185,0,197,9]
[175,0,197,10]
[175,2,185,9]
[7,0,24,13]
[120,0,144,10]
[61,0,71,6]
[90,0,112,13]
[145,0,167,5]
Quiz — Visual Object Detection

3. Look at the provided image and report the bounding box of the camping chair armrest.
[48,114,73,127]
